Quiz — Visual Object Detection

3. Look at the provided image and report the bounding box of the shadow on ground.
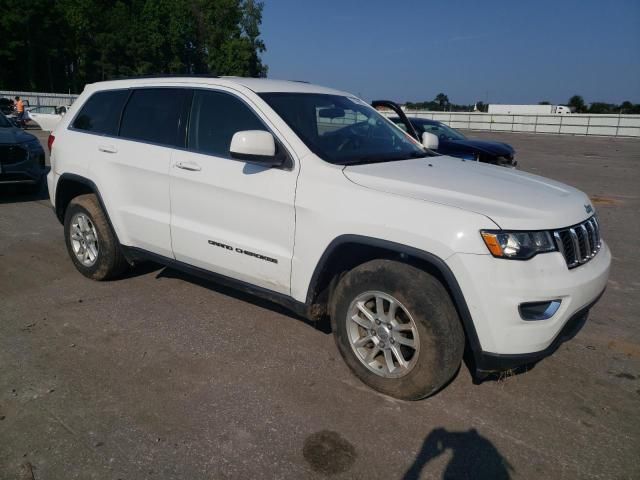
[403,428,514,480]
[154,266,332,334]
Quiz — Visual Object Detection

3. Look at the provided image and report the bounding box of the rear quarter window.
[72,90,129,135]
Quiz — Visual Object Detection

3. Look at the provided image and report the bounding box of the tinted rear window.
[72,90,129,135]
[120,88,189,147]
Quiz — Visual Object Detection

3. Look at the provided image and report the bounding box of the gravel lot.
[1,129,639,479]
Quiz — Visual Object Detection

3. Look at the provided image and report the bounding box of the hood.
[343,156,593,230]
[451,139,514,157]
[0,126,38,145]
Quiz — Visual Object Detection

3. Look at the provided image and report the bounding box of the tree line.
[565,95,640,114]
[405,93,640,114]
[405,93,476,113]
[0,0,267,94]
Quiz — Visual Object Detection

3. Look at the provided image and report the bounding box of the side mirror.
[422,132,439,150]
[230,130,281,167]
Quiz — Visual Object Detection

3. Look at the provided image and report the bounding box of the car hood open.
[343,156,593,230]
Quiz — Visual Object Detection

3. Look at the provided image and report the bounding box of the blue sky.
[260,0,640,105]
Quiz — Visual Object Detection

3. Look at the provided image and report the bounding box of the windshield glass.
[0,114,12,128]
[419,121,466,141]
[260,93,430,165]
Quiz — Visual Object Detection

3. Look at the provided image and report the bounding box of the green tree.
[435,93,449,111]
[619,101,640,114]
[0,0,268,92]
[538,101,550,105]
[588,102,617,114]
[568,95,586,113]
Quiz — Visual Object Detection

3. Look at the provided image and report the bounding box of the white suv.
[47,76,610,399]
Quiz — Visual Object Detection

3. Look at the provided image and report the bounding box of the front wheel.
[331,259,464,400]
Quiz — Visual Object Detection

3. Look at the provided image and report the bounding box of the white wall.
[401,111,640,137]
[1,90,78,108]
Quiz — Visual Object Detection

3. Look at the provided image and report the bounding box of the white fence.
[3,89,639,138]
[0,90,78,108]
[401,111,640,138]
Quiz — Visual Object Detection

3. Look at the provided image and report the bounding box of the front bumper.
[447,241,611,370]
[0,145,45,184]
[474,289,603,372]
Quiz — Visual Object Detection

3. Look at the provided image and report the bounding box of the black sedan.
[0,114,46,191]
[391,117,516,167]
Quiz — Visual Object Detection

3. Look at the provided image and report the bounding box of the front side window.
[72,90,129,135]
[260,93,429,165]
[120,88,189,147]
[188,90,266,158]
[420,122,466,141]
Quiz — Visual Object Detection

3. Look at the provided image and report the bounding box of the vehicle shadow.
[153,266,332,334]
[124,262,523,380]
[462,348,537,386]
[403,427,514,480]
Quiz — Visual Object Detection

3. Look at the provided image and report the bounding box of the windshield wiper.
[337,151,431,166]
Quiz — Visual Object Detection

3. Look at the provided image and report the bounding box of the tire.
[331,259,464,400]
[63,194,128,280]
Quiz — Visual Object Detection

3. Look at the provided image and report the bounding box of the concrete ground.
[1,130,639,480]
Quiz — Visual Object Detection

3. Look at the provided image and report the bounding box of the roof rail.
[111,73,219,80]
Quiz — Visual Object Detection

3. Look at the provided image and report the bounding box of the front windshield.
[420,121,466,141]
[0,114,11,128]
[260,93,430,165]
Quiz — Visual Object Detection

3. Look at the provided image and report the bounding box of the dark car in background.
[391,117,517,167]
[0,114,46,191]
[0,97,15,115]
[371,100,516,168]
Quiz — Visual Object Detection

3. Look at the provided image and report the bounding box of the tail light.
[47,134,55,152]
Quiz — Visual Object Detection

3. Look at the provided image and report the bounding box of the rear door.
[87,87,190,258]
[169,88,297,294]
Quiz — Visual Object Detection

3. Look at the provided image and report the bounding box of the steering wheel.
[337,120,378,151]
[337,124,364,151]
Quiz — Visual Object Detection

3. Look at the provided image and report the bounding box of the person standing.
[15,96,26,127]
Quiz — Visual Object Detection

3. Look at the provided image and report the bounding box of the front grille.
[0,145,28,165]
[553,216,601,268]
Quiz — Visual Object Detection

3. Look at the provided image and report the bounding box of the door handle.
[98,145,117,154]
[175,161,201,172]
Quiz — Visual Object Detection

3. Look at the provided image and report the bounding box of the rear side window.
[188,90,265,158]
[72,90,129,135]
[120,88,189,147]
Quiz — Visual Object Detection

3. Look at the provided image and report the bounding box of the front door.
[169,88,297,294]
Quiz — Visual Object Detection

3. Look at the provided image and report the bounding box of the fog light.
[519,300,561,321]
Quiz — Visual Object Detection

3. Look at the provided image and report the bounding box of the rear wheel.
[64,194,128,280]
[331,259,464,400]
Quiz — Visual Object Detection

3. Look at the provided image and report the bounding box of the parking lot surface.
[1,130,639,479]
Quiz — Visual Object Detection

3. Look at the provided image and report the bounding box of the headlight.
[21,138,43,151]
[480,230,556,259]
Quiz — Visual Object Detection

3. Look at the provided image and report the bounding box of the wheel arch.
[54,173,122,244]
[305,234,482,361]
